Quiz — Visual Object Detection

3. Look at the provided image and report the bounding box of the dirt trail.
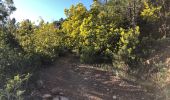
[35,55,154,100]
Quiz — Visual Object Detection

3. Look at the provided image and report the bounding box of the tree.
[0,0,16,25]
[53,18,64,29]
[33,21,62,61]
[0,0,17,48]
[62,3,88,52]
[15,20,35,52]
[139,0,170,38]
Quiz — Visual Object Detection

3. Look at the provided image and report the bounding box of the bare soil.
[33,54,155,100]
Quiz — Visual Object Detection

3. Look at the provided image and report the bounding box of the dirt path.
[34,55,154,100]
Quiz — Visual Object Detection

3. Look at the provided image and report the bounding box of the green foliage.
[62,3,88,51]
[14,20,65,62]
[118,27,140,58]
[0,74,30,100]
[0,46,40,82]
[80,47,96,63]
[141,1,161,22]
[0,0,16,24]
[102,0,130,26]
[1,0,170,99]
[33,22,63,61]
[62,2,140,65]
[112,26,140,68]
[15,20,35,53]
[0,30,40,84]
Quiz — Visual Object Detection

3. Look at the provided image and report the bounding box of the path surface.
[34,55,155,100]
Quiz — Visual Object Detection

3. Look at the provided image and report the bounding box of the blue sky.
[11,0,93,22]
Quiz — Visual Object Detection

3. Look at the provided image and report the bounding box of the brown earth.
[29,54,156,100]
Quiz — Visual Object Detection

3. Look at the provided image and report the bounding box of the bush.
[0,47,40,84]
[0,74,30,100]
[33,22,62,63]
[0,31,40,85]
[15,20,65,63]
[80,47,96,63]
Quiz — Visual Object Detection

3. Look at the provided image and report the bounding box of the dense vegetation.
[0,0,170,99]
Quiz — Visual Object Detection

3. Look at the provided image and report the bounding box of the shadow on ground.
[30,54,155,100]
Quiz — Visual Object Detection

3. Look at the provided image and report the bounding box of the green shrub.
[0,74,30,100]
[80,47,96,63]
[112,26,140,69]
[33,22,62,62]
[15,20,65,63]
[0,46,40,81]
[0,31,40,85]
